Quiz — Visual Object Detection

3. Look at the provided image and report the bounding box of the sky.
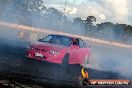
[43,0,132,25]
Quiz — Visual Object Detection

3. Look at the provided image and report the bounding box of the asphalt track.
[0,38,124,88]
[0,26,130,88]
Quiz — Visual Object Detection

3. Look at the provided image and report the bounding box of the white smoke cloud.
[65,0,87,5]
[44,4,78,15]
[99,14,106,20]
[89,42,132,78]
[103,0,128,24]
[65,7,78,15]
[45,0,131,24]
[74,0,129,24]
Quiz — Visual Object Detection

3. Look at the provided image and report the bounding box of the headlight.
[49,50,60,54]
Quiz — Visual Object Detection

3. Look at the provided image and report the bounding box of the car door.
[78,39,91,63]
[69,38,91,64]
[69,38,80,64]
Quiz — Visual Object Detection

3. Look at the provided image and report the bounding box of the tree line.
[0,0,132,43]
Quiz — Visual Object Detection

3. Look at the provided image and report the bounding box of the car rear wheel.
[62,54,69,68]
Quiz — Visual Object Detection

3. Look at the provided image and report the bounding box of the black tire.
[61,53,69,68]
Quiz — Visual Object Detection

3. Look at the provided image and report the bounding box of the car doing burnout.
[26,34,91,65]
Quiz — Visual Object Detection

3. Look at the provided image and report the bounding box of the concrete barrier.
[0,21,132,49]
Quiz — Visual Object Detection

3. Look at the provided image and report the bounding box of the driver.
[71,39,79,48]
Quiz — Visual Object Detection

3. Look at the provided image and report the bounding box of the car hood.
[31,42,67,51]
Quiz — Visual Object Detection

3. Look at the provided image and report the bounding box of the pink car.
[26,34,91,65]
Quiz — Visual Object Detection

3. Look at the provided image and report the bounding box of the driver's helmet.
[72,38,78,45]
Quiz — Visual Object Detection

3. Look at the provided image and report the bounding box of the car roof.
[51,34,80,39]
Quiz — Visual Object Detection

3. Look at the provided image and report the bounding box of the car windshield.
[40,35,72,46]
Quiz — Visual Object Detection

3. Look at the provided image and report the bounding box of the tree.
[84,16,96,36]
[85,16,96,24]
[73,17,84,25]
[26,0,46,12]
[72,16,97,36]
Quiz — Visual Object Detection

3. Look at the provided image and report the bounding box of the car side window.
[79,39,87,48]
[72,39,79,46]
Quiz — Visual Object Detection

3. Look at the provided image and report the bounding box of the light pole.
[60,0,67,32]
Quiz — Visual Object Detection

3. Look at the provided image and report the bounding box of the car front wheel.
[62,53,69,68]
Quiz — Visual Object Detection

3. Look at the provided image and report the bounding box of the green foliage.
[73,16,132,42]
[27,0,46,12]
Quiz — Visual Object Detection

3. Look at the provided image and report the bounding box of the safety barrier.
[0,21,132,49]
